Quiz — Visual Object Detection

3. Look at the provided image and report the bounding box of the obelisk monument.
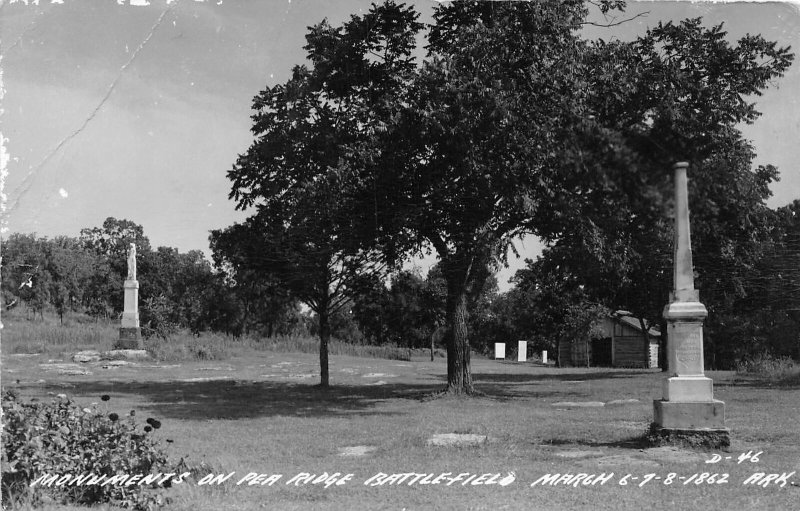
[115,243,143,349]
[652,162,728,447]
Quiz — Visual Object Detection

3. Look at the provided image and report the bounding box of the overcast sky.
[1,0,798,290]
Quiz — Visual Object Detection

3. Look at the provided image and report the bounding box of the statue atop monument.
[127,243,137,281]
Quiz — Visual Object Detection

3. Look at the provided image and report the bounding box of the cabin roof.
[612,311,661,337]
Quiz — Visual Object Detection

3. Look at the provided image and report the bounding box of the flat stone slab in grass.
[427,433,487,447]
[271,362,295,367]
[362,373,396,378]
[554,449,605,459]
[100,360,134,369]
[60,368,92,376]
[41,363,88,374]
[338,446,377,457]
[605,399,641,406]
[73,350,101,363]
[101,350,150,361]
[179,376,233,382]
[551,401,605,408]
[366,380,387,386]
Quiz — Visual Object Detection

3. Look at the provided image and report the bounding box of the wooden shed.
[558,312,659,369]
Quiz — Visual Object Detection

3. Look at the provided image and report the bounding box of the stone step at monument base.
[652,399,728,448]
[654,399,726,429]
[115,327,143,350]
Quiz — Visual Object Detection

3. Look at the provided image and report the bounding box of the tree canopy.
[222,0,794,390]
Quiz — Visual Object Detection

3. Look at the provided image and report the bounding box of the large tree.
[365,1,628,393]
[226,1,793,391]
[536,18,793,368]
[224,2,423,387]
[209,222,297,338]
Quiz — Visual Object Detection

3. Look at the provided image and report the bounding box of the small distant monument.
[494,343,506,360]
[652,162,728,447]
[115,243,143,349]
[541,350,548,365]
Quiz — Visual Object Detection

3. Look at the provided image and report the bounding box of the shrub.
[1,390,186,510]
[736,351,799,380]
[141,295,179,340]
[144,332,230,362]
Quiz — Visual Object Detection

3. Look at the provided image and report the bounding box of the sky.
[1,0,799,291]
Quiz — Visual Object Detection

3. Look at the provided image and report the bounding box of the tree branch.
[582,11,649,28]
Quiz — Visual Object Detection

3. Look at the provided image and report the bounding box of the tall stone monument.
[116,243,143,349]
[652,162,728,447]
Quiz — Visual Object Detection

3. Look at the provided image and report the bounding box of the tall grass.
[3,310,117,355]
[252,333,412,361]
[3,311,413,362]
[735,351,800,381]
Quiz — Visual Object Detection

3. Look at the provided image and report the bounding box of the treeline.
[2,218,238,337]
[0,217,496,350]
[2,203,799,367]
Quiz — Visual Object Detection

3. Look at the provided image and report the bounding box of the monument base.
[651,399,728,448]
[647,423,730,450]
[654,399,726,429]
[115,327,143,350]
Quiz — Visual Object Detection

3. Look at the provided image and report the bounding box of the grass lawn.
[4,348,799,511]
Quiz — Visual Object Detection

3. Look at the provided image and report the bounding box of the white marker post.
[494,343,506,360]
[517,341,527,362]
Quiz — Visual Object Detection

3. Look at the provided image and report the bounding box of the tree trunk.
[266,315,274,338]
[638,317,649,368]
[586,337,590,368]
[659,319,668,372]
[430,326,435,362]
[318,310,330,388]
[445,285,473,394]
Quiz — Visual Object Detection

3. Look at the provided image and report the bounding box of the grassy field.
[4,329,800,511]
[0,309,417,363]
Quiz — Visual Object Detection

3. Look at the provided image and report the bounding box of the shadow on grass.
[23,377,592,421]
[541,436,652,450]
[473,370,651,383]
[41,380,448,421]
[715,375,800,391]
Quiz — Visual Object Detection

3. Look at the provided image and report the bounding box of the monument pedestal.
[651,298,728,448]
[115,279,143,350]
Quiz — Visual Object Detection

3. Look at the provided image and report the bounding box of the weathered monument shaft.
[652,162,728,447]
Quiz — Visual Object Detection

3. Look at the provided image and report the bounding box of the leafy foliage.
[222,2,424,386]
[140,295,180,341]
[2,218,236,338]
[1,390,183,510]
